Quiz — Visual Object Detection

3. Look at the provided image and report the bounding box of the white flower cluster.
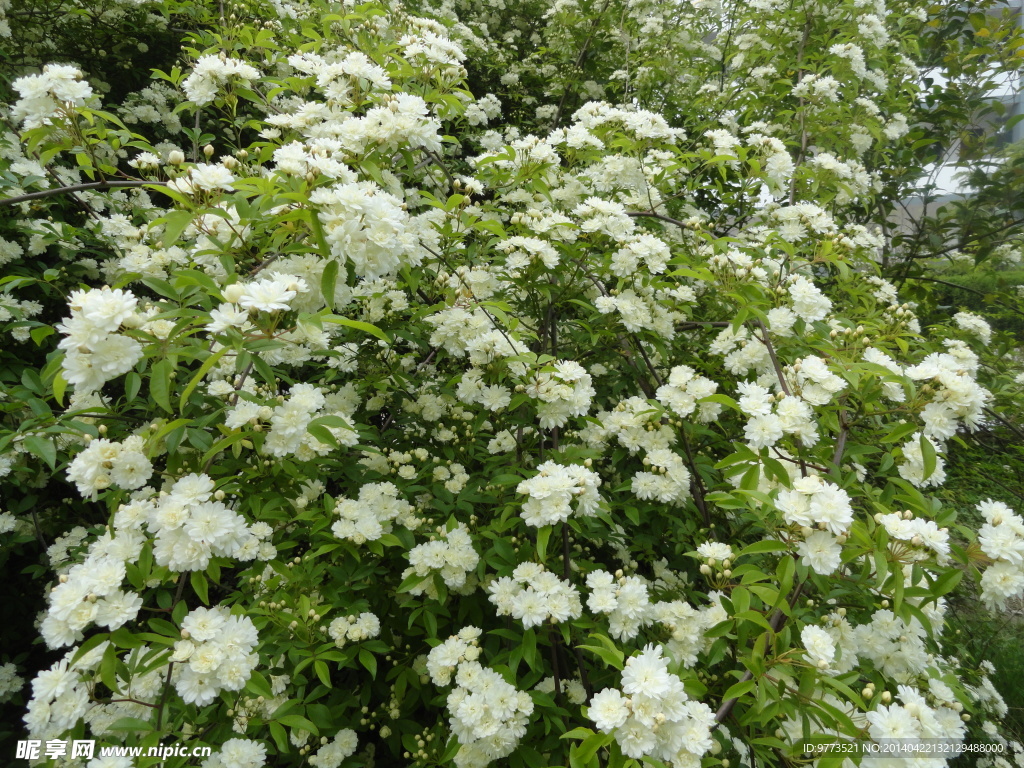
[171,606,260,707]
[465,93,502,126]
[655,365,721,423]
[607,233,672,276]
[427,628,533,768]
[115,473,264,573]
[865,685,967,752]
[495,236,560,271]
[264,383,358,458]
[906,344,990,437]
[11,64,93,128]
[770,204,837,244]
[287,49,391,101]
[847,604,939,679]
[42,554,141,649]
[977,500,1024,609]
[587,571,651,640]
[746,133,795,190]
[588,645,715,765]
[58,287,143,393]
[167,162,237,196]
[876,510,950,563]
[307,729,358,768]
[487,563,582,629]
[199,737,267,768]
[593,286,688,337]
[738,382,818,449]
[215,273,309,324]
[183,55,261,106]
[787,355,846,406]
[24,643,109,739]
[310,181,416,281]
[403,523,479,598]
[457,369,512,412]
[516,460,602,527]
[0,662,22,703]
[331,482,417,544]
[777,475,853,536]
[327,612,381,647]
[953,311,992,344]
[523,360,595,429]
[580,396,675,455]
[67,435,153,499]
[652,595,725,669]
[427,306,529,364]
[631,449,691,505]
[571,101,683,141]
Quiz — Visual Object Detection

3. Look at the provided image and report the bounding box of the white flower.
[238,274,308,312]
[801,625,835,668]
[589,688,629,731]
[797,531,842,575]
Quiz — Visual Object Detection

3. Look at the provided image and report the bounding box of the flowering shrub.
[1,0,1024,766]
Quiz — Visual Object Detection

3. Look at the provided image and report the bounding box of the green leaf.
[323,314,391,342]
[359,649,378,678]
[740,540,789,558]
[722,678,756,701]
[321,259,339,311]
[23,435,57,471]
[930,568,962,597]
[151,359,174,413]
[190,571,209,605]
[269,721,289,752]
[180,346,230,410]
[571,732,614,766]
[919,433,937,481]
[52,369,67,406]
[579,634,624,670]
[279,714,319,736]
[100,642,120,694]
[107,717,154,732]
[536,525,551,562]
[159,209,195,247]
[70,632,111,666]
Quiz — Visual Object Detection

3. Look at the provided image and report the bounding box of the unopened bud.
[223,284,245,303]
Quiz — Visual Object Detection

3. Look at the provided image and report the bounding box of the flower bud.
[168,150,185,166]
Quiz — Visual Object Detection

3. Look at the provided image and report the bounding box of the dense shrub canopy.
[1,0,1024,767]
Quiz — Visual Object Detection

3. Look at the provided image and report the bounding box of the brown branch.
[1,180,166,207]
